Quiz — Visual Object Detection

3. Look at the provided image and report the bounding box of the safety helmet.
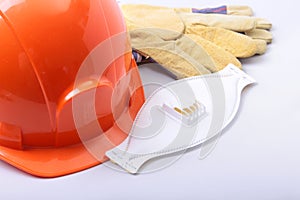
[0,0,145,177]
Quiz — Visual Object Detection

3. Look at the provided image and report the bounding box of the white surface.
[1,0,300,199]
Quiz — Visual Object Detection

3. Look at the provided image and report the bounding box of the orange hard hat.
[0,0,145,177]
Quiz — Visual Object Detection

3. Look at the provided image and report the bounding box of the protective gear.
[0,0,145,177]
[121,4,272,43]
[121,4,272,79]
[175,6,272,44]
[106,64,256,174]
[175,5,272,43]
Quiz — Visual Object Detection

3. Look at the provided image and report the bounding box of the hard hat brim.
[0,124,127,178]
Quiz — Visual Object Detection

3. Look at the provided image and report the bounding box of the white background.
[1,0,300,199]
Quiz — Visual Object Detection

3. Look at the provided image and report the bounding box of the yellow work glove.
[179,13,273,50]
[122,4,242,77]
[121,4,272,78]
[175,6,273,44]
[176,5,273,56]
[122,4,271,58]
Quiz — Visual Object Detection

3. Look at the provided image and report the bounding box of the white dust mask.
[106,64,256,174]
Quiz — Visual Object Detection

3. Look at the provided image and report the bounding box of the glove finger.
[186,34,242,71]
[255,18,272,30]
[121,4,184,40]
[245,29,273,44]
[130,29,212,79]
[185,25,267,58]
[179,12,257,32]
[227,5,253,16]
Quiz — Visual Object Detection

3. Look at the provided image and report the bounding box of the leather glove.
[175,5,272,44]
[121,4,271,78]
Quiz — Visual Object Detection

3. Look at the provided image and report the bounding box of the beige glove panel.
[121,4,184,40]
[130,29,212,79]
[186,34,242,71]
[185,25,267,58]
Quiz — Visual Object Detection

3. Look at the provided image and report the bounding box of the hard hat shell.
[0,0,145,177]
